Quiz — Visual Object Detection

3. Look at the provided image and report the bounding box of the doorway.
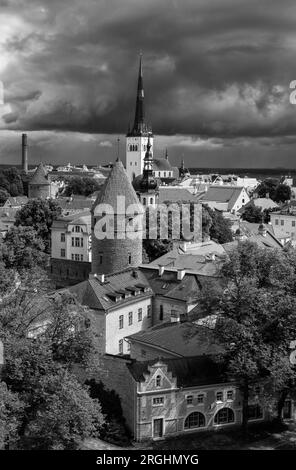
[153,418,164,438]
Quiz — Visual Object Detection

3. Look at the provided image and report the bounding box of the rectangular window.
[153,397,164,406]
[75,226,80,232]
[197,394,204,404]
[147,305,152,318]
[281,220,284,226]
[159,305,164,321]
[216,391,223,402]
[128,312,133,325]
[119,315,124,329]
[80,254,83,261]
[61,233,65,242]
[138,308,142,322]
[275,219,279,225]
[80,237,84,247]
[99,253,103,264]
[292,221,296,227]
[71,237,75,247]
[60,248,65,258]
[75,237,80,247]
[186,395,193,405]
[141,349,146,357]
[119,339,123,354]
[71,254,74,260]
[227,390,234,401]
[248,405,263,420]
[75,254,79,261]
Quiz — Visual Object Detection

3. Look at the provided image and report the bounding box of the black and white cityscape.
[1,0,296,459]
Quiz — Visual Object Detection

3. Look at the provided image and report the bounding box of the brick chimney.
[158,265,165,276]
[21,133,28,174]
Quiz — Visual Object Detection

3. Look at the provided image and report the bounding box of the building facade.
[51,211,92,263]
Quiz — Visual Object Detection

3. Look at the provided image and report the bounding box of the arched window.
[156,375,162,387]
[142,197,146,205]
[134,145,138,151]
[214,408,235,425]
[184,412,205,429]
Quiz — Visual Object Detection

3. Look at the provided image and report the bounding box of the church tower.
[133,134,159,208]
[126,55,153,181]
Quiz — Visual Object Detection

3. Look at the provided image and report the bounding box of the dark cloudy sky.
[1,0,296,168]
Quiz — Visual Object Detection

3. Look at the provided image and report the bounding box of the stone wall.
[50,258,91,288]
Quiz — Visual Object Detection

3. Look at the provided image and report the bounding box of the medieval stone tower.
[28,162,51,199]
[91,158,144,275]
[126,55,153,181]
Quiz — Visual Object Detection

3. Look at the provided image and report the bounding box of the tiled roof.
[139,267,201,302]
[29,163,49,185]
[148,241,227,276]
[158,187,200,203]
[67,267,152,311]
[93,160,142,213]
[201,186,244,205]
[55,198,94,212]
[127,356,228,386]
[238,198,279,213]
[126,322,224,358]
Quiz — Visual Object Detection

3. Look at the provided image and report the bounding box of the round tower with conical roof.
[28,163,51,199]
[91,159,144,275]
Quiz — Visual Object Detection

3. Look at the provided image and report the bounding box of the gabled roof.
[139,266,201,302]
[29,163,49,185]
[67,267,152,311]
[126,322,224,358]
[148,241,227,276]
[201,186,244,205]
[56,197,94,212]
[159,187,200,203]
[92,160,142,214]
[127,355,228,387]
[238,197,279,213]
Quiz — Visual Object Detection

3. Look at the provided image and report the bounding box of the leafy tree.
[0,189,10,206]
[23,370,103,450]
[0,226,47,271]
[199,242,296,433]
[241,204,269,224]
[274,184,291,203]
[64,176,102,197]
[0,168,24,197]
[0,382,24,449]
[256,178,279,199]
[15,199,61,252]
[0,269,104,449]
[202,205,233,244]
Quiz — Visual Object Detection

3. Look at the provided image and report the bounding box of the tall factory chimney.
[22,133,28,174]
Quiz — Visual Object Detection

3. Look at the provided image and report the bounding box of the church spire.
[130,54,149,136]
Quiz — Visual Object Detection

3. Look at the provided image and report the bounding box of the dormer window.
[156,375,162,388]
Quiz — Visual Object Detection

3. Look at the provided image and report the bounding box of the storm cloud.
[1,0,296,167]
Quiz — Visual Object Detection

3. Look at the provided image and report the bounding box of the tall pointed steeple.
[129,54,150,136]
